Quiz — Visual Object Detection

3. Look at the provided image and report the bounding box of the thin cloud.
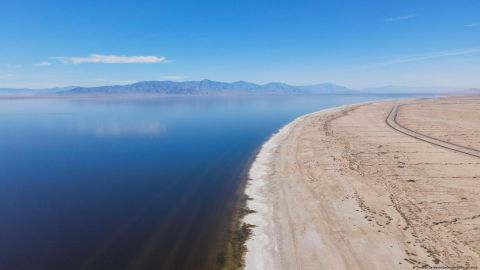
[376,48,480,66]
[0,73,14,79]
[52,54,170,64]
[92,78,137,85]
[162,75,185,81]
[366,48,480,68]
[1,64,22,68]
[466,23,480,27]
[384,14,418,22]
[113,80,137,85]
[35,61,52,66]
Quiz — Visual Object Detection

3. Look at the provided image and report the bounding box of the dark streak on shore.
[213,148,259,270]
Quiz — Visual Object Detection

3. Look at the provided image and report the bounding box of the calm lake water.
[0,95,415,270]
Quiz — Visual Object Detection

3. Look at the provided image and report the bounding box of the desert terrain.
[244,97,480,269]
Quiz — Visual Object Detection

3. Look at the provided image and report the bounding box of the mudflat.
[244,97,480,269]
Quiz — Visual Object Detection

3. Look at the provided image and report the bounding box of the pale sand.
[243,97,480,269]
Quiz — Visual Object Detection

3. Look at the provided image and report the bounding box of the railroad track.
[386,104,480,158]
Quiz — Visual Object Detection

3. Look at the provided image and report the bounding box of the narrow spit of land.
[244,97,480,269]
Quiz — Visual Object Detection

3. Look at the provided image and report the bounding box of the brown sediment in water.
[211,149,258,270]
[216,190,254,270]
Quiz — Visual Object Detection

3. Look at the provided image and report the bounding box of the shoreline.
[242,104,362,269]
[220,103,371,270]
[242,115,300,269]
[216,147,259,270]
[241,96,480,269]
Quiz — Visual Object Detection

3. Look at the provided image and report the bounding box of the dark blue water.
[0,95,413,270]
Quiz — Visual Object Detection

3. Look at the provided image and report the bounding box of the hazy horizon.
[0,79,472,92]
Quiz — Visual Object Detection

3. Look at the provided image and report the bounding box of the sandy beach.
[243,97,480,269]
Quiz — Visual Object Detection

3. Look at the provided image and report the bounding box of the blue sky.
[0,0,479,88]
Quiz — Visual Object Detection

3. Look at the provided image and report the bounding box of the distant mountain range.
[0,80,473,96]
[61,80,356,95]
[0,80,353,95]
